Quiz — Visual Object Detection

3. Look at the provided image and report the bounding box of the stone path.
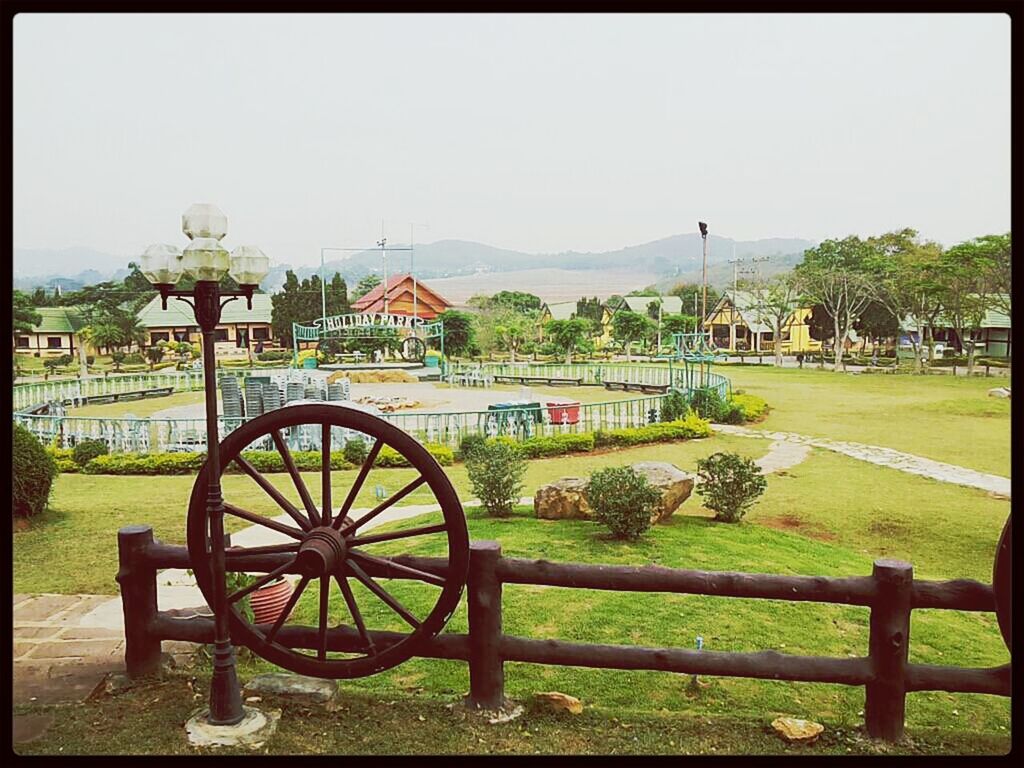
[714,424,1011,497]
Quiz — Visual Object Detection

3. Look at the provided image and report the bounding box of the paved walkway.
[714,424,1011,497]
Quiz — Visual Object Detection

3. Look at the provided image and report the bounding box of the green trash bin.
[303,357,318,369]
[424,352,441,368]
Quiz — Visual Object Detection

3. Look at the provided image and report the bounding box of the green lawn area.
[68,390,207,418]
[13,432,764,595]
[714,364,1011,476]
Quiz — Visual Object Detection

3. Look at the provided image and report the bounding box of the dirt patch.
[758,514,836,542]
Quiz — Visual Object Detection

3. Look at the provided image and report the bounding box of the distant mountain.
[15,233,815,294]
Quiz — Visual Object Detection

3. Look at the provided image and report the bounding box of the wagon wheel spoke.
[316,575,334,660]
[233,455,312,531]
[333,570,375,654]
[223,503,305,541]
[349,523,448,547]
[331,439,384,529]
[346,559,421,629]
[227,559,296,604]
[271,429,321,527]
[339,476,427,536]
[226,542,301,558]
[321,424,332,526]
[348,549,447,588]
[264,574,312,645]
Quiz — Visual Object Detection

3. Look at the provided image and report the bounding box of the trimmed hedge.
[78,443,454,475]
[594,414,712,448]
[491,432,595,459]
[729,393,769,422]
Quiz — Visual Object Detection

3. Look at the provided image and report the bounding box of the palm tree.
[113,313,147,352]
[86,322,123,356]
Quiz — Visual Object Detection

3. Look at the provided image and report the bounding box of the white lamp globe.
[182,203,228,241]
[229,245,270,287]
[139,243,184,286]
[181,237,231,282]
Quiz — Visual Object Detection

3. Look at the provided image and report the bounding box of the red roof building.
[350,274,453,320]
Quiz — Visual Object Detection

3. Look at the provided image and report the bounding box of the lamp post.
[698,221,709,334]
[140,203,269,726]
[409,223,430,326]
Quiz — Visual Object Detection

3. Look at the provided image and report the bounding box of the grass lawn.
[13,433,764,595]
[14,676,1009,756]
[68,390,207,418]
[714,364,1011,476]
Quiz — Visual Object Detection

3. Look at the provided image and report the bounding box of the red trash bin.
[546,401,580,425]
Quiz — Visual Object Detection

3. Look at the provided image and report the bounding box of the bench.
[492,375,583,387]
[602,381,669,395]
[65,386,176,407]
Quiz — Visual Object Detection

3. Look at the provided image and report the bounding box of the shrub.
[124,352,146,365]
[343,439,369,466]
[257,349,292,362]
[729,393,769,422]
[659,389,689,422]
[375,444,454,468]
[515,432,594,458]
[13,423,59,518]
[83,452,207,475]
[586,466,660,540]
[593,414,711,448]
[86,355,95,365]
[73,439,109,466]
[465,439,526,517]
[458,433,487,461]
[694,452,767,523]
[689,386,728,421]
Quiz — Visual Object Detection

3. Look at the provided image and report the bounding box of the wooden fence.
[117,527,1010,742]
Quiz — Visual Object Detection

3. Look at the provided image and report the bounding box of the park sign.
[293,312,443,341]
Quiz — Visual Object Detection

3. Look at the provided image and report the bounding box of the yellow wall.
[703,299,822,353]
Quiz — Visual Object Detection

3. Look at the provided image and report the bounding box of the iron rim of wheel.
[186,403,469,679]
[992,515,1011,652]
[400,336,426,363]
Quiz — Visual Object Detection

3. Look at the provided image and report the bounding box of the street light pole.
[699,221,709,334]
[140,205,270,728]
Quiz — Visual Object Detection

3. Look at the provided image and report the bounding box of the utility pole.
[698,222,709,335]
[728,244,742,352]
[378,220,388,315]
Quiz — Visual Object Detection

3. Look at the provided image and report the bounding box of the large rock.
[771,716,824,743]
[534,477,592,520]
[629,462,695,523]
[242,673,338,706]
[988,387,1011,399]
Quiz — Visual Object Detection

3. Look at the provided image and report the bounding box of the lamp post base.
[184,706,279,749]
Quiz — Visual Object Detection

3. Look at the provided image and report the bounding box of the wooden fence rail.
[117,527,1010,742]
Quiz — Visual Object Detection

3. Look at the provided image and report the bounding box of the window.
[214,328,229,343]
[150,332,170,344]
[15,336,30,348]
[252,326,270,341]
[47,336,63,349]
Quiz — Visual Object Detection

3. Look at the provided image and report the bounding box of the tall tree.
[355,274,382,299]
[575,296,603,326]
[544,318,589,365]
[491,290,542,313]
[13,290,42,333]
[668,282,720,321]
[795,237,877,372]
[864,229,945,372]
[326,272,351,317]
[749,272,800,367]
[493,308,536,363]
[972,233,1011,316]
[436,310,476,357]
[611,310,655,362]
[271,270,303,347]
[938,240,991,375]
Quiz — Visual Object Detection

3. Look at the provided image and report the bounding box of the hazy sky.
[13,13,1010,267]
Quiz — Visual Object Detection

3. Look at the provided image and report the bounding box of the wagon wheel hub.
[297,526,347,577]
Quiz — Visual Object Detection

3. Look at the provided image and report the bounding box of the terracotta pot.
[250,577,294,625]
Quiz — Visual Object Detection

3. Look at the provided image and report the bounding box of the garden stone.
[628,462,695,523]
[534,477,592,520]
[771,717,824,743]
[533,691,583,715]
[243,672,338,706]
[988,387,1011,399]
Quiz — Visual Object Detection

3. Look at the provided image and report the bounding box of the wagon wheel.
[400,336,426,363]
[992,515,1011,651]
[186,403,469,679]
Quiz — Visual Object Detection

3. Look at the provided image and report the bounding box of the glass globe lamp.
[182,203,228,241]
[229,245,270,287]
[139,243,184,286]
[181,237,231,282]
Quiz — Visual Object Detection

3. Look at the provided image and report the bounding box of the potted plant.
[186,567,295,626]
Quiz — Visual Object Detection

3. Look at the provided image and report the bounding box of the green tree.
[853,300,898,357]
[437,309,476,357]
[668,282,720,321]
[491,290,542,313]
[271,270,305,348]
[355,274,382,299]
[544,318,590,365]
[493,308,536,363]
[145,345,165,370]
[575,296,604,325]
[326,273,351,317]
[661,314,696,340]
[795,237,877,371]
[804,304,832,368]
[937,240,991,375]
[611,310,655,361]
[123,262,158,311]
[748,272,800,367]
[972,233,1011,316]
[85,322,123,355]
[13,290,42,333]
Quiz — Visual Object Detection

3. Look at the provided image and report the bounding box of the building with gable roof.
[350,274,452,320]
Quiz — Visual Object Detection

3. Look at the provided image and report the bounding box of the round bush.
[586,466,661,540]
[465,439,526,517]
[343,439,369,466]
[13,423,59,518]
[695,452,767,523]
[73,439,109,467]
[458,433,487,461]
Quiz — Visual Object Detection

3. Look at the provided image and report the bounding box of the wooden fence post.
[116,524,162,678]
[467,540,504,709]
[865,559,913,741]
